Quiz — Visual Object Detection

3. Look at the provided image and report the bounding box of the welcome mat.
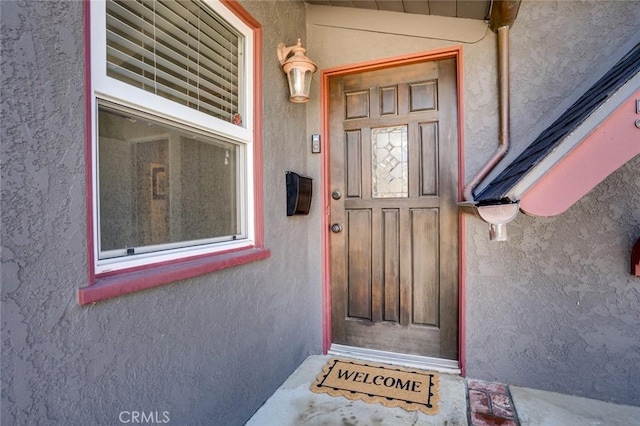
[310,358,440,415]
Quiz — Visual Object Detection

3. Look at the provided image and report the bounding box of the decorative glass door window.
[371,125,408,198]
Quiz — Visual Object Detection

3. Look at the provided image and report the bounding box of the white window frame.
[90,0,255,274]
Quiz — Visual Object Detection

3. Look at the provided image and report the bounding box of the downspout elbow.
[477,202,520,241]
[462,143,509,201]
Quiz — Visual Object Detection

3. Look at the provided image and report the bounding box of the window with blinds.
[105,0,242,124]
[91,0,257,275]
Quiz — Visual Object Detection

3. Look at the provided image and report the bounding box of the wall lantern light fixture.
[277,39,317,103]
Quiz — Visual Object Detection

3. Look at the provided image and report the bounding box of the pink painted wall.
[520,89,640,217]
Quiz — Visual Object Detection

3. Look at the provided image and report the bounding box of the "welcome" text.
[336,369,423,392]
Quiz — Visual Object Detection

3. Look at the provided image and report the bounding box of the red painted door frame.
[319,46,468,374]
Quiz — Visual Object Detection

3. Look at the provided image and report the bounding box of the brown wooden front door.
[329,58,459,360]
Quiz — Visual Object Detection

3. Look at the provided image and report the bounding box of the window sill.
[78,247,270,305]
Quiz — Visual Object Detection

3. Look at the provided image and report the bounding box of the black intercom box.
[286,171,313,216]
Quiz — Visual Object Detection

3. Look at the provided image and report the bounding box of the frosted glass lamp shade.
[277,39,317,103]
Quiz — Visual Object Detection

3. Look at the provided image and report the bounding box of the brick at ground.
[467,379,509,394]
[466,379,520,426]
[470,412,519,426]
[490,392,515,418]
[468,389,491,414]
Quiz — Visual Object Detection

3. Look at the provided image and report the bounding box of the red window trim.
[79,0,268,305]
[78,248,270,305]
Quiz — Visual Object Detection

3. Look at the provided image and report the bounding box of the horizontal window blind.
[106,0,241,123]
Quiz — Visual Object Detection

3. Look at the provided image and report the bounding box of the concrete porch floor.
[246,355,640,426]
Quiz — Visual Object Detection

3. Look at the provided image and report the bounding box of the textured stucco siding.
[466,156,640,405]
[1,1,320,425]
[3,1,640,424]
[306,0,640,406]
[465,0,640,406]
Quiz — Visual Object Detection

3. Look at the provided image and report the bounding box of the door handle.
[331,190,342,200]
[331,223,343,233]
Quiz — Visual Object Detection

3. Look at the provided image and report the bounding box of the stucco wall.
[1,1,320,425]
[305,0,640,406]
[2,2,639,424]
[480,0,640,187]
[466,156,640,405]
[465,0,640,406]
